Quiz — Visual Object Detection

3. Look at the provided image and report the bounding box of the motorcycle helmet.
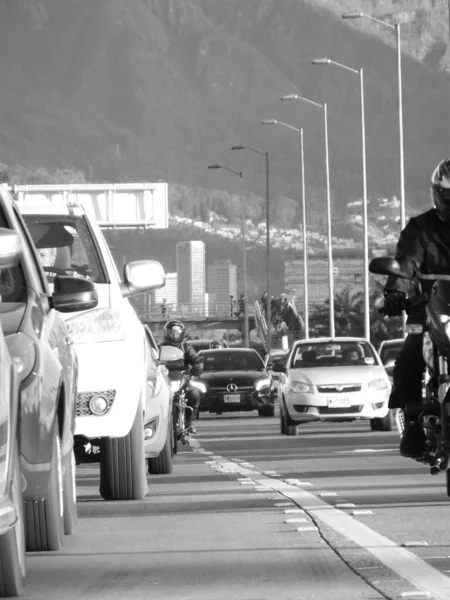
[431,158,450,222]
[163,319,186,344]
[210,339,223,349]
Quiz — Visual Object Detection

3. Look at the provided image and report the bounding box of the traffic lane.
[196,415,450,589]
[22,452,384,600]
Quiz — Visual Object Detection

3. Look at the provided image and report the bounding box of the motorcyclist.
[382,158,450,458]
[159,319,203,435]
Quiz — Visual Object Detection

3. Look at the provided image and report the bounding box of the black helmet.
[431,158,450,222]
[163,319,186,344]
[210,339,223,349]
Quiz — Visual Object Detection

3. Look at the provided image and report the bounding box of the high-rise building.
[176,241,206,313]
[150,272,178,316]
[207,259,237,316]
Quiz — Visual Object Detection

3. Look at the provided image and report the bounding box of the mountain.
[1,0,450,228]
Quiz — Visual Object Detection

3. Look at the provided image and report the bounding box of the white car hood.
[289,365,389,386]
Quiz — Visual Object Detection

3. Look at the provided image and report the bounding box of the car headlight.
[190,380,207,394]
[6,333,37,382]
[66,308,125,343]
[255,378,271,391]
[289,380,314,394]
[368,378,389,391]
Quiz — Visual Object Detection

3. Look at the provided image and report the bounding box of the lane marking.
[336,448,397,454]
[351,510,373,515]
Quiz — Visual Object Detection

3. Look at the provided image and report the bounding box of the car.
[16,188,165,501]
[143,324,175,474]
[194,348,275,417]
[274,337,392,435]
[378,338,404,383]
[0,188,98,552]
[264,349,288,396]
[0,243,25,597]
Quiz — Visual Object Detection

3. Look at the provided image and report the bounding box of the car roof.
[199,347,259,354]
[379,338,404,347]
[293,337,370,345]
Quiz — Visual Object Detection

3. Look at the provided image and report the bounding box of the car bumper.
[200,390,274,413]
[144,384,171,458]
[74,340,143,439]
[285,390,390,422]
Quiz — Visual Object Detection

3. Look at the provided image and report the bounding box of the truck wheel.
[63,450,77,535]
[148,419,174,475]
[0,444,26,597]
[24,435,64,551]
[99,406,147,501]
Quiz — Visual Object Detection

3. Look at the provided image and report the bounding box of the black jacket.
[385,208,450,322]
[158,339,201,373]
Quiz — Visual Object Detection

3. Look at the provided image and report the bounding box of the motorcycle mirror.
[369,257,411,280]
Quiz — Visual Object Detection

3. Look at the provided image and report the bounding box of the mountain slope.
[0,0,449,220]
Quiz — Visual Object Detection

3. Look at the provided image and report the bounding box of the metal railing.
[130,300,255,322]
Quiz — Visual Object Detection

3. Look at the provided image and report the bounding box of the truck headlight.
[66,308,125,343]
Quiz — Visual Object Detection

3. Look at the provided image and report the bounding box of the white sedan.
[274,337,392,436]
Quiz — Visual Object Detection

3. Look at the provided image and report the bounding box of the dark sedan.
[195,348,275,417]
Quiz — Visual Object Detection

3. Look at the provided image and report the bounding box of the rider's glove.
[381,290,406,316]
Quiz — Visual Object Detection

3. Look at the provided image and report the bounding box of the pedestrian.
[230,295,236,317]
[161,298,167,319]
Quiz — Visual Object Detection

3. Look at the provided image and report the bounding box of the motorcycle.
[158,346,201,449]
[370,255,450,497]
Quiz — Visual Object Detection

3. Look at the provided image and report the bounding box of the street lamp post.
[342,12,406,334]
[281,93,335,338]
[231,145,272,352]
[261,120,309,338]
[208,164,250,348]
[312,57,370,340]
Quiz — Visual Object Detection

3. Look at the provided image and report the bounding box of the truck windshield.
[24,215,107,284]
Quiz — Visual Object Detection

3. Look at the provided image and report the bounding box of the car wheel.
[63,450,77,536]
[0,443,26,597]
[172,404,178,455]
[371,411,393,432]
[100,405,147,501]
[280,409,286,434]
[147,420,174,475]
[24,435,64,551]
[285,425,298,436]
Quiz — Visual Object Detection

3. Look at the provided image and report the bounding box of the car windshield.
[380,344,403,364]
[290,341,376,368]
[201,350,265,371]
[23,214,107,284]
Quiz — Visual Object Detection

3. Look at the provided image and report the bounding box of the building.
[176,241,206,314]
[207,259,238,316]
[150,272,178,317]
[285,256,364,310]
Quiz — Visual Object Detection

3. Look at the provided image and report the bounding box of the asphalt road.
[21,409,450,600]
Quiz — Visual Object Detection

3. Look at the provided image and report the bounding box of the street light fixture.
[231,144,272,352]
[281,93,335,338]
[207,163,250,348]
[312,57,370,341]
[261,119,309,338]
[342,12,405,230]
[342,11,406,335]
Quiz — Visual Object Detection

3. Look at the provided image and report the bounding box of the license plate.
[224,394,240,403]
[327,397,350,408]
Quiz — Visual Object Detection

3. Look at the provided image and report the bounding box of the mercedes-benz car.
[274,337,392,435]
[194,348,275,417]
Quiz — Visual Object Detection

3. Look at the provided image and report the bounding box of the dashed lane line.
[190,439,450,600]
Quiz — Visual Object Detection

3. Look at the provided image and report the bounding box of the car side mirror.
[272,363,285,373]
[52,276,99,313]
[159,345,185,370]
[120,260,165,297]
[0,228,21,268]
